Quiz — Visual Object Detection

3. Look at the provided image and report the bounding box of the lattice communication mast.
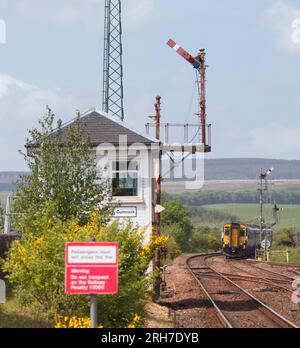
[102,0,124,121]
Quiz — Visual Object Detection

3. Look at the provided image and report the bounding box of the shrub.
[275,229,296,247]
[161,198,193,252]
[2,209,167,328]
[190,226,221,252]
[160,226,182,262]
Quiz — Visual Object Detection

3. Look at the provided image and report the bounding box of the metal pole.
[153,96,162,300]
[90,294,98,328]
[155,96,161,140]
[199,49,207,145]
[259,168,272,261]
[259,169,263,246]
[258,169,267,260]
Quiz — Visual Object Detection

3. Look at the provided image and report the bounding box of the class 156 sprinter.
[222,223,273,259]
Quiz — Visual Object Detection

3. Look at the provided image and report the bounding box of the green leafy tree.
[161,197,193,252]
[13,107,111,231]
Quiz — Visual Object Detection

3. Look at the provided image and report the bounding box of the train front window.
[240,230,246,237]
[225,228,230,236]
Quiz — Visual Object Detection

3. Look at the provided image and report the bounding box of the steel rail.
[222,272,290,286]
[186,253,233,328]
[242,260,297,282]
[225,261,294,295]
[249,260,300,269]
[203,255,299,328]
[187,254,299,329]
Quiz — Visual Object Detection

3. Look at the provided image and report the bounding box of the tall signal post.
[102,0,124,121]
[167,39,208,145]
[259,168,274,260]
[148,40,212,300]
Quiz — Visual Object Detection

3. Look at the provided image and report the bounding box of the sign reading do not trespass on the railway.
[65,242,118,295]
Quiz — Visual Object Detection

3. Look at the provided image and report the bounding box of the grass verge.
[0,296,50,328]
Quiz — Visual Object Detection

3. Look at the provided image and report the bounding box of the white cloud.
[261,1,300,53]
[248,124,300,159]
[12,0,160,30]
[0,73,96,170]
[210,121,300,160]
[0,74,63,129]
[12,0,102,28]
[0,19,6,44]
[0,74,32,98]
[123,0,159,29]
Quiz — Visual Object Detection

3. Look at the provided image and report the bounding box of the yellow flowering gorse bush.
[54,315,104,329]
[3,209,167,328]
[54,314,141,329]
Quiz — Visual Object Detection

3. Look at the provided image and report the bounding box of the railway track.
[225,260,295,295]
[186,254,299,329]
[242,260,299,281]
[251,260,300,269]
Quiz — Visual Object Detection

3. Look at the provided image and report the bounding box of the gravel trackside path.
[162,255,223,328]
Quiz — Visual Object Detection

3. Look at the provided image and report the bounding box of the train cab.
[222,223,248,258]
[222,223,273,259]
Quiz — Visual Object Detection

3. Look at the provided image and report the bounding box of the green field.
[268,248,300,263]
[203,204,300,230]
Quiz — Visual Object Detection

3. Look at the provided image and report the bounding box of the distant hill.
[0,172,27,192]
[204,159,300,180]
[0,172,27,183]
[1,159,300,193]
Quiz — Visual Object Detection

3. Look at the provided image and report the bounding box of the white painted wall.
[95,146,155,244]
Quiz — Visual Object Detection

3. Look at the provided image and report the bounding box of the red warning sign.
[65,242,118,295]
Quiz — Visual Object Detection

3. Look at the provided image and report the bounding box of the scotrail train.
[222,223,273,259]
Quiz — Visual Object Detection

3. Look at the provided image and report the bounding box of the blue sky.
[1,0,300,170]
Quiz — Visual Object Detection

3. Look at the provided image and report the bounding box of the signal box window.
[112,161,139,197]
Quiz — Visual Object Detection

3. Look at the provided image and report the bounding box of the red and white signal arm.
[65,242,118,295]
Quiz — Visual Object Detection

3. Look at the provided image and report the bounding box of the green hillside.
[202,204,300,230]
[204,158,300,180]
